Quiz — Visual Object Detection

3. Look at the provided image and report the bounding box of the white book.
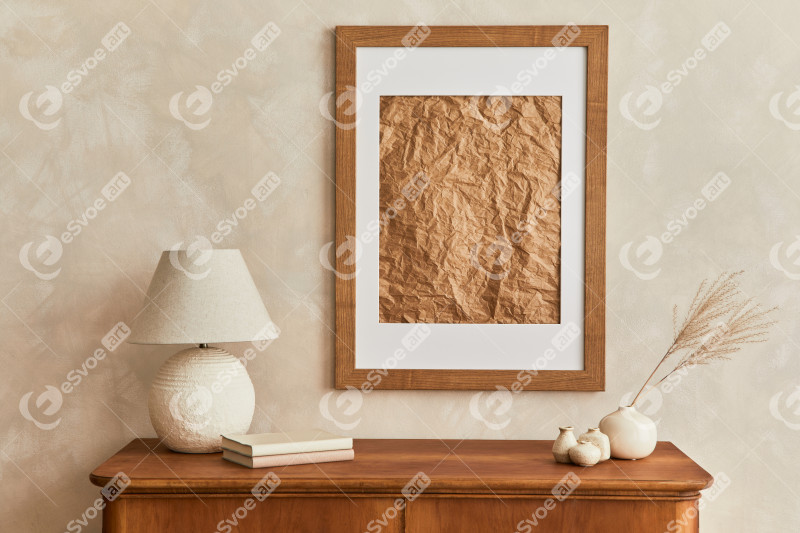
[221,429,352,457]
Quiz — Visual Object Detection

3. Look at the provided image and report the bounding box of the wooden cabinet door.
[406,497,699,533]
[104,495,404,533]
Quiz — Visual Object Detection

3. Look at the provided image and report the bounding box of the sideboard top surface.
[90,438,713,497]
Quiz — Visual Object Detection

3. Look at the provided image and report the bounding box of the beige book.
[222,448,355,468]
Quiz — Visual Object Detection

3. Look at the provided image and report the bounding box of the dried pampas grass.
[629,271,776,407]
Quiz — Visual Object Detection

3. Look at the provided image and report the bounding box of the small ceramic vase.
[569,440,602,467]
[552,426,578,463]
[599,406,657,460]
[579,427,611,462]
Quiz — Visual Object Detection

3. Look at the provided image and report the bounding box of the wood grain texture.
[104,496,403,533]
[334,25,608,391]
[91,439,711,497]
[406,497,699,533]
[91,438,710,532]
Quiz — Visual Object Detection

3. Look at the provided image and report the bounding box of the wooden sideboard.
[90,438,713,532]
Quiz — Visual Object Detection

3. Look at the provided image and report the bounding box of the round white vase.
[598,406,657,460]
[148,346,255,453]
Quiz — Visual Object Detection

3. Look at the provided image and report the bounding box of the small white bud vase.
[599,406,657,460]
[579,427,611,462]
[552,426,578,463]
[568,440,602,467]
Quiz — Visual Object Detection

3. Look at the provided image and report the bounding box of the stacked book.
[221,429,354,468]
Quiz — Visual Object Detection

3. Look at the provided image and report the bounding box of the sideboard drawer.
[406,497,700,533]
[104,495,403,533]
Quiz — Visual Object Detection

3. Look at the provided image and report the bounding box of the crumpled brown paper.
[378,95,562,324]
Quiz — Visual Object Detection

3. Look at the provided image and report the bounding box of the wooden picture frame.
[334,25,607,390]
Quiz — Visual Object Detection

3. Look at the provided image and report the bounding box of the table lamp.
[128,248,279,453]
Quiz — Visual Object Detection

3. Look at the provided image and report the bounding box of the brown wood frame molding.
[334,25,607,391]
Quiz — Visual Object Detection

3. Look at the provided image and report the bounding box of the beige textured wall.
[2,0,799,531]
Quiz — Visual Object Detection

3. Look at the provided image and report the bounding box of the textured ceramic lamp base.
[148,346,255,453]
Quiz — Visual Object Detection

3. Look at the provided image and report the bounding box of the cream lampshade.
[129,249,279,453]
